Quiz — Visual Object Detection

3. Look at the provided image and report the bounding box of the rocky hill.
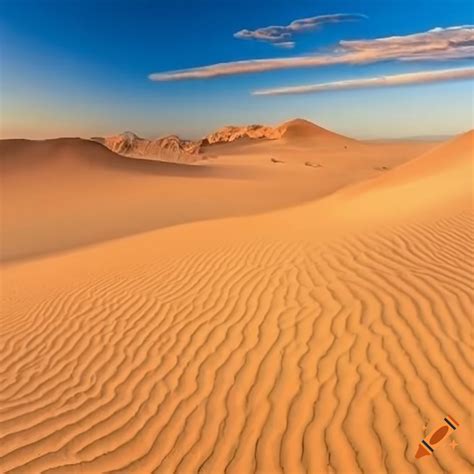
[92,132,202,162]
[94,119,353,159]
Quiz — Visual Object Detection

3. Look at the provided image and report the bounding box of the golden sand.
[0,127,472,473]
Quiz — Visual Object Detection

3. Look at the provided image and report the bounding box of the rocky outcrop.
[93,132,202,162]
[202,124,281,145]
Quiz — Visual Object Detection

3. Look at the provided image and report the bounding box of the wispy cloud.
[252,67,474,96]
[274,41,296,49]
[234,13,367,48]
[149,26,474,81]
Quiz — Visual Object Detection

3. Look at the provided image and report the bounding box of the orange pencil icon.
[415,415,460,459]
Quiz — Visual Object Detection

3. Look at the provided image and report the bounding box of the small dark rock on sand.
[305,161,322,168]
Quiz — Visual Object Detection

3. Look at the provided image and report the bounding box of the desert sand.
[0,121,472,473]
[0,120,436,261]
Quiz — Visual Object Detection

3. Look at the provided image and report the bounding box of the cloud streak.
[149,26,474,81]
[252,67,474,96]
[234,13,366,48]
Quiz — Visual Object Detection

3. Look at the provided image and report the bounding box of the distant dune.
[277,118,352,141]
[1,127,472,473]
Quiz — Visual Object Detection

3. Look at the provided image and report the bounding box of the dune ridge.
[0,129,472,472]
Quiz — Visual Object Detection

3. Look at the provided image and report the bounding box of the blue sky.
[1,0,473,139]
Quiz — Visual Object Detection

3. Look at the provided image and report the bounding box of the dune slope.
[0,132,472,473]
[277,118,352,142]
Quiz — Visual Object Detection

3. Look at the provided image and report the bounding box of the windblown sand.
[0,129,473,473]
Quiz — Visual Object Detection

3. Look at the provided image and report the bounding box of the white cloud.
[149,26,474,81]
[274,41,296,49]
[252,67,474,96]
[234,13,366,47]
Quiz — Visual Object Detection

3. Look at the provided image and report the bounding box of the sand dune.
[0,130,472,473]
[277,118,351,142]
[0,132,435,261]
[369,129,473,185]
[330,130,474,227]
[0,138,218,261]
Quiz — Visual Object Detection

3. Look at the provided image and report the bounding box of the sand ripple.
[1,210,472,473]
